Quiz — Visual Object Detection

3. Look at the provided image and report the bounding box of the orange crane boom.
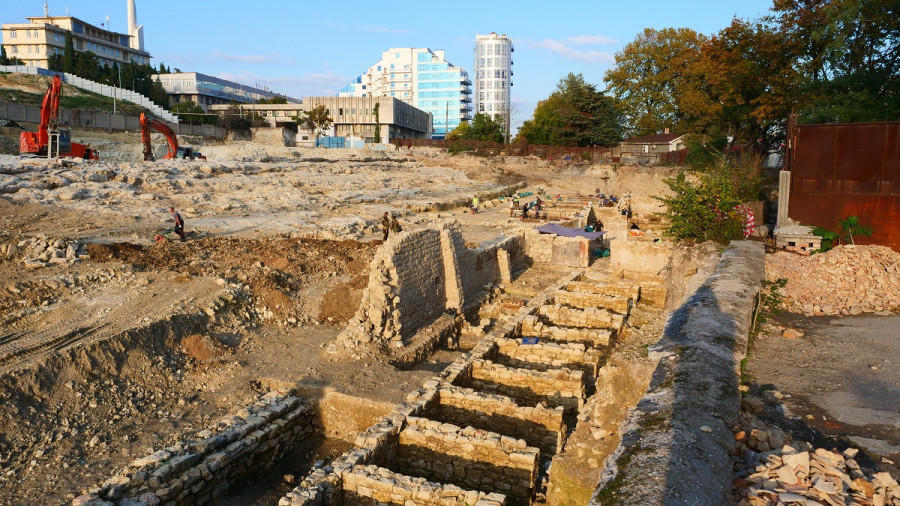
[139,112,205,161]
[19,75,98,159]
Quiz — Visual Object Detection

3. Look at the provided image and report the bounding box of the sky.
[3,0,776,133]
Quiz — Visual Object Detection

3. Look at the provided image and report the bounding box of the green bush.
[812,216,873,252]
[656,166,746,243]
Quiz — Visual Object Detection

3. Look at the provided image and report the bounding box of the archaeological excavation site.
[1,125,899,506]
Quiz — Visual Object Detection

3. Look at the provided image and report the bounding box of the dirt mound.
[318,274,369,323]
[85,237,377,325]
[181,334,228,362]
[766,245,900,315]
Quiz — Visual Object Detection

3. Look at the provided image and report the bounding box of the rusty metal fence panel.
[787,120,900,250]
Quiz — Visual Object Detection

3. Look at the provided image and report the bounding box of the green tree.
[656,168,745,243]
[171,100,210,124]
[47,53,63,71]
[74,51,102,81]
[517,73,624,147]
[604,28,713,136]
[256,96,288,104]
[0,45,8,65]
[373,103,381,143]
[447,113,504,142]
[772,0,900,123]
[294,105,333,139]
[62,32,75,73]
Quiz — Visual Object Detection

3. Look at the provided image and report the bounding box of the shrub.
[656,166,746,243]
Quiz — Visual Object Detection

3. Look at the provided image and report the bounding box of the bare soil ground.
[745,313,900,478]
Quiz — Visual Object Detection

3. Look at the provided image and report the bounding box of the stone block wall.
[554,290,631,314]
[394,417,539,504]
[493,337,603,378]
[465,359,584,412]
[341,465,506,505]
[523,229,591,267]
[521,315,613,347]
[566,281,641,302]
[338,223,525,348]
[536,305,624,332]
[77,391,314,505]
[428,384,566,454]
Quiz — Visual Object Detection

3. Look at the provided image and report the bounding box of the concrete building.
[474,33,514,138]
[209,96,432,144]
[153,72,299,111]
[339,48,471,139]
[0,2,150,68]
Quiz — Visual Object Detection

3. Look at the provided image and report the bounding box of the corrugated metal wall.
[787,120,900,250]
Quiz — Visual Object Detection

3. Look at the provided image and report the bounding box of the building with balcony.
[474,33,514,138]
[339,48,471,139]
[153,72,299,110]
[0,1,150,69]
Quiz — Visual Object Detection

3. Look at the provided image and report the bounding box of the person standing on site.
[471,195,479,214]
[381,212,391,241]
[508,198,515,217]
[169,207,186,242]
[390,215,402,234]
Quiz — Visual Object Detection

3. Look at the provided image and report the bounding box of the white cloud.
[211,51,289,64]
[526,38,614,63]
[565,34,616,46]
[214,70,349,99]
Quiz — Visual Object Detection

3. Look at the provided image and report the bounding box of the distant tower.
[474,33,513,139]
[43,1,49,17]
[127,0,144,51]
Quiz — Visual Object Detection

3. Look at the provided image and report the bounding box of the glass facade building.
[339,48,471,139]
[474,33,513,138]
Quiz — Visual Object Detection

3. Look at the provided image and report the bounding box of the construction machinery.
[139,112,205,161]
[19,75,99,159]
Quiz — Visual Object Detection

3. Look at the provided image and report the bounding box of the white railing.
[0,64,179,124]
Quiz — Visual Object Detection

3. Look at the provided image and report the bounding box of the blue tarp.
[537,223,607,240]
[316,136,345,148]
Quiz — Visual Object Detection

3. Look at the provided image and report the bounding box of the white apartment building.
[339,48,472,138]
[474,33,514,138]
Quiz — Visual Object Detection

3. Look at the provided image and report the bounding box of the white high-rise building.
[474,33,514,138]
[339,48,472,138]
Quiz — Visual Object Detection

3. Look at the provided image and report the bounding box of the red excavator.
[19,75,99,159]
[139,112,205,161]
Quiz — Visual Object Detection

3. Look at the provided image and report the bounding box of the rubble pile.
[766,245,900,316]
[734,440,899,506]
[5,236,88,269]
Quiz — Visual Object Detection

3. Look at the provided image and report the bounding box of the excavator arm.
[139,112,179,161]
[19,75,98,159]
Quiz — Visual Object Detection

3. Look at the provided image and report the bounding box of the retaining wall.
[590,240,765,505]
[341,465,506,506]
[75,391,315,505]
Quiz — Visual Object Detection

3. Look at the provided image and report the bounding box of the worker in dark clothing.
[169,207,186,242]
[381,212,391,241]
[390,215,402,234]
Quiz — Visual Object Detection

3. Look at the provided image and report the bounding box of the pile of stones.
[6,236,88,269]
[734,442,899,505]
[766,245,900,316]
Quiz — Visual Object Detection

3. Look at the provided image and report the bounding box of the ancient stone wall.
[535,305,624,332]
[493,336,602,378]
[428,385,566,454]
[394,417,539,504]
[523,229,591,267]
[521,317,612,347]
[76,391,315,505]
[341,465,506,506]
[554,290,631,314]
[464,359,584,412]
[338,223,525,348]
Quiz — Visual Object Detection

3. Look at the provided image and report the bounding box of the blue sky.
[3,0,775,132]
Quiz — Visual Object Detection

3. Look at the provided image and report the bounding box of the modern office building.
[474,33,514,138]
[153,72,299,110]
[209,96,433,143]
[339,48,471,138]
[0,1,151,68]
